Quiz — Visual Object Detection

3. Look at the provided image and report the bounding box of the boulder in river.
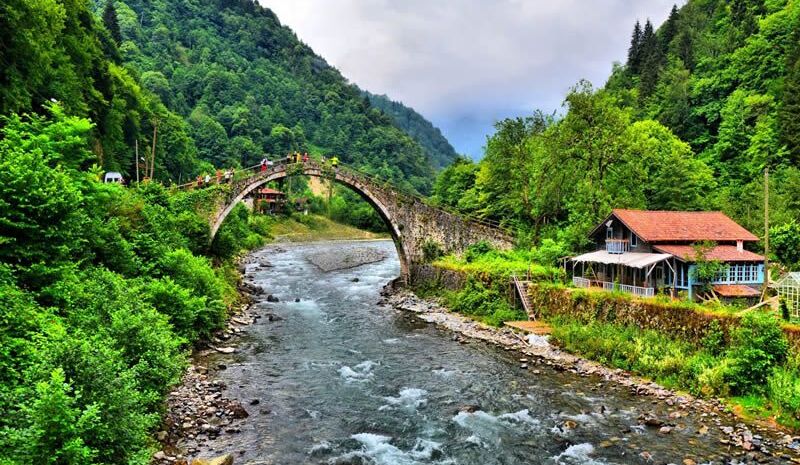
[266,295,279,303]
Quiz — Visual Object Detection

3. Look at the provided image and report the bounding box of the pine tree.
[103,1,122,44]
[627,21,643,75]
[660,5,679,55]
[779,57,800,162]
[638,20,662,100]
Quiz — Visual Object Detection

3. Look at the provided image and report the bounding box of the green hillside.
[365,91,459,169]
[100,0,440,192]
[2,0,452,193]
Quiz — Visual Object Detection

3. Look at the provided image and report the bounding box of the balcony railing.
[572,276,654,298]
[602,281,655,297]
[606,239,630,254]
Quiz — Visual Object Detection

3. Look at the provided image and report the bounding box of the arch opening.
[211,166,411,281]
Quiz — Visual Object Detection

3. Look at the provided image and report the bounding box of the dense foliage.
[432,0,800,260]
[98,0,447,192]
[551,311,799,426]
[0,107,268,464]
[2,0,452,197]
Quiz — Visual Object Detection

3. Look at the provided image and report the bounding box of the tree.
[639,20,663,100]
[102,0,122,44]
[660,5,680,55]
[779,56,800,162]
[770,220,800,268]
[649,57,695,141]
[627,21,644,74]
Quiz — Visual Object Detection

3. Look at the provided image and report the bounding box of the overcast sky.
[260,1,682,159]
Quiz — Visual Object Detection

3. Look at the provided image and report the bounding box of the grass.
[267,213,390,242]
[548,316,800,430]
[432,248,562,281]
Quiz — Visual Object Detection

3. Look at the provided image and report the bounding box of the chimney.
[737,240,743,252]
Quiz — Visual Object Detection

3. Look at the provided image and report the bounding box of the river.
[183,240,790,465]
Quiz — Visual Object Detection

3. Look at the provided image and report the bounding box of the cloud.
[259,0,682,157]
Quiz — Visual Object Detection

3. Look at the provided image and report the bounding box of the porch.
[572,276,655,297]
[571,250,675,298]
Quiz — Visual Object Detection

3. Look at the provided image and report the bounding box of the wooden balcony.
[606,239,630,254]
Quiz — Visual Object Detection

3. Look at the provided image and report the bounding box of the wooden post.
[763,167,770,295]
[150,118,159,179]
[135,139,140,184]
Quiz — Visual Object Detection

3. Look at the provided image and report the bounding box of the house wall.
[592,218,652,253]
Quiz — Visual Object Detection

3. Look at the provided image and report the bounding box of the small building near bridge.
[254,188,286,214]
[571,209,765,300]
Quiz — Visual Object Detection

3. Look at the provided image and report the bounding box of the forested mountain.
[100,0,440,192]
[2,0,450,193]
[365,92,459,169]
[433,0,800,266]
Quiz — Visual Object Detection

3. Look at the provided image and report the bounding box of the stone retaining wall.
[528,284,800,353]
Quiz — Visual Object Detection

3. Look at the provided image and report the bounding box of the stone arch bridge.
[208,161,514,282]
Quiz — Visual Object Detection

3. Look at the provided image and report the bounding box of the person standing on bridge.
[260,159,267,172]
[303,153,309,163]
[330,156,339,169]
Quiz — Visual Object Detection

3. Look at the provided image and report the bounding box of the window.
[606,226,613,239]
[630,234,638,248]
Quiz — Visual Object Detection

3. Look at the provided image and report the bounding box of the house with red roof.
[254,187,286,214]
[571,210,765,300]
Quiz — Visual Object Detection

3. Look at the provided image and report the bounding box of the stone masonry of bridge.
[209,161,514,282]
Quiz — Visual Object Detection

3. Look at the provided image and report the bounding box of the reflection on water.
[187,240,778,465]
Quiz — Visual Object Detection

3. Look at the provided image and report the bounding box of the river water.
[188,240,784,465]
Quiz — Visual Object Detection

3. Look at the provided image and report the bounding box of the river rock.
[214,347,236,354]
[229,403,249,419]
[266,295,279,303]
[459,404,481,413]
[191,454,233,465]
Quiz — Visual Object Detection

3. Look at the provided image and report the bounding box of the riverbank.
[381,284,800,463]
[157,240,800,464]
[268,214,389,243]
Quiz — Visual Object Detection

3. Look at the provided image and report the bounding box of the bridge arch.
[211,163,411,278]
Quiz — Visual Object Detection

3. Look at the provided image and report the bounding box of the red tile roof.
[611,209,759,242]
[257,188,285,195]
[713,285,760,298]
[653,245,764,262]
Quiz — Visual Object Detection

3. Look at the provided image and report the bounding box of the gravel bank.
[305,244,387,272]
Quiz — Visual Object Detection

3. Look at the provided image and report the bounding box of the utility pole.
[135,139,140,183]
[150,118,159,179]
[763,167,770,295]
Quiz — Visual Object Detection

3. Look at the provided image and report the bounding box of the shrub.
[725,311,789,394]
[447,277,525,326]
[532,238,569,267]
[145,277,225,341]
[17,369,99,465]
[464,240,493,263]
[767,366,800,423]
[701,320,726,356]
[422,240,444,262]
